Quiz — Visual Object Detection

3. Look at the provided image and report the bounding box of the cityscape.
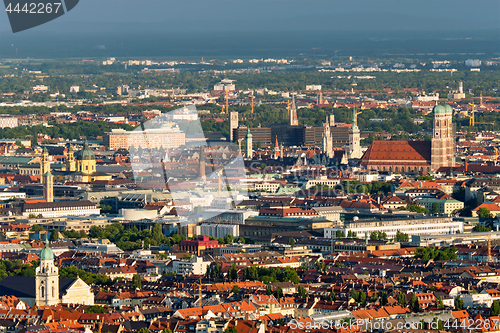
[0,1,499,333]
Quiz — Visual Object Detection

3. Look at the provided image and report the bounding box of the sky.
[0,0,498,58]
[1,0,498,34]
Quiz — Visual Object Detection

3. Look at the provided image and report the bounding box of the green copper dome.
[245,128,253,138]
[433,104,453,114]
[40,237,54,261]
[76,141,95,161]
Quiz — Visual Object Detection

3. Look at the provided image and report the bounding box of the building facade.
[361,104,455,173]
[104,128,186,150]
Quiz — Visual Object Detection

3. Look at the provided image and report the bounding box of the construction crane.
[469,102,494,126]
[474,121,495,126]
[194,277,203,306]
[468,102,475,126]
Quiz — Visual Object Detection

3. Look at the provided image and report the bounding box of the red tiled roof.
[361,140,431,164]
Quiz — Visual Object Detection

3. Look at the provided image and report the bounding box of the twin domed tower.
[361,104,455,173]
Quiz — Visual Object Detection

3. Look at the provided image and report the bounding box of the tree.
[477,207,494,219]
[403,204,429,214]
[206,262,222,279]
[436,296,444,309]
[491,300,500,316]
[229,263,238,281]
[274,286,283,299]
[397,291,407,306]
[395,230,409,242]
[138,328,149,333]
[358,291,367,304]
[30,224,44,232]
[224,233,235,244]
[410,294,420,312]
[474,223,491,232]
[350,289,359,301]
[329,292,336,302]
[431,202,440,214]
[297,286,308,298]
[232,285,240,294]
[84,305,107,313]
[335,230,345,238]
[288,237,295,246]
[380,292,388,306]
[49,229,59,241]
[99,204,112,213]
[224,327,238,333]
[454,296,464,310]
[132,274,142,290]
[152,223,164,244]
[431,317,444,331]
[266,285,272,295]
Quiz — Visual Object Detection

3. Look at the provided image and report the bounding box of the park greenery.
[89,223,185,251]
[414,247,458,261]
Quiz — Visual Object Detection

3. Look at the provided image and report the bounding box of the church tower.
[36,237,59,306]
[322,116,333,158]
[349,109,362,159]
[198,146,206,181]
[43,171,53,203]
[76,141,96,176]
[245,128,253,159]
[274,137,280,159]
[65,145,76,172]
[289,93,298,126]
[431,104,455,171]
[40,148,50,184]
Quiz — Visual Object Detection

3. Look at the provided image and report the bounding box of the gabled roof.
[0,276,77,299]
[361,140,431,164]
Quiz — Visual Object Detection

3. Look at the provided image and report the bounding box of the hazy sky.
[1,0,499,34]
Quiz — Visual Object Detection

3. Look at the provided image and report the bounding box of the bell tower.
[431,104,455,171]
[322,116,333,158]
[40,148,50,183]
[36,237,59,306]
[245,128,253,159]
[349,109,362,159]
[289,93,298,126]
[66,145,76,172]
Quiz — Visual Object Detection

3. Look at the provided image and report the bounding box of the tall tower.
[229,112,238,142]
[40,148,50,184]
[274,137,280,159]
[66,145,76,172]
[198,146,206,181]
[349,109,362,159]
[289,93,298,126]
[43,171,53,203]
[36,237,59,306]
[245,128,253,159]
[431,104,455,171]
[322,116,333,158]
